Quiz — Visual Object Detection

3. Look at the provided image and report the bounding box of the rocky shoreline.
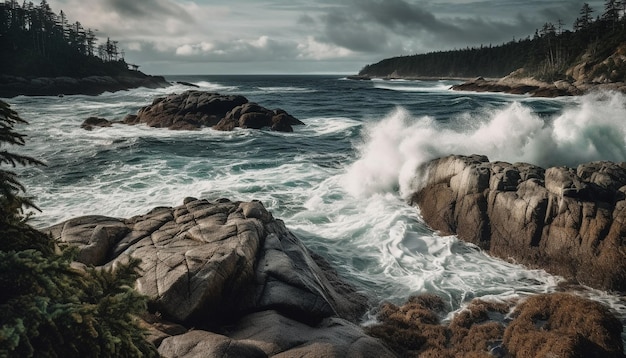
[451,76,626,97]
[410,155,626,292]
[45,197,624,357]
[349,74,626,97]
[0,73,171,98]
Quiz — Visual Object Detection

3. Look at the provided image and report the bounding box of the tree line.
[359,1,626,82]
[0,0,132,77]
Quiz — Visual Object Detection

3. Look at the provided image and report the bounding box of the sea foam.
[342,90,626,199]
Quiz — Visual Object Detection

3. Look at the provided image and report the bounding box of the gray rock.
[158,330,267,358]
[156,310,396,358]
[81,116,113,130]
[46,198,368,324]
[129,91,290,131]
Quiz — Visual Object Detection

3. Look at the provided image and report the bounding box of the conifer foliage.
[359,2,626,82]
[0,0,128,77]
[0,101,158,357]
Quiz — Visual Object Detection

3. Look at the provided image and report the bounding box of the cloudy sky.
[47,0,605,75]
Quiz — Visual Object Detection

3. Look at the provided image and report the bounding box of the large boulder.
[159,310,395,358]
[131,91,248,129]
[122,90,303,132]
[410,155,626,292]
[45,198,386,357]
[214,103,305,132]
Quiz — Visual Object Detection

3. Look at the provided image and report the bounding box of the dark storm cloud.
[104,0,192,21]
[298,14,317,26]
[321,11,392,52]
[319,0,581,54]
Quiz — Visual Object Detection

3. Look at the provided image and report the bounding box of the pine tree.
[0,101,159,358]
[604,0,621,23]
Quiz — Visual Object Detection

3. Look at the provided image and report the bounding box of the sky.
[46,0,606,75]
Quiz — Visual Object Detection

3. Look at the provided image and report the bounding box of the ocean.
[6,75,626,331]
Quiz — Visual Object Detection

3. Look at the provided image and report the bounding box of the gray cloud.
[46,0,606,74]
[103,0,191,20]
[317,0,598,55]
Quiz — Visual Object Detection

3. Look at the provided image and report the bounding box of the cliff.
[409,155,626,292]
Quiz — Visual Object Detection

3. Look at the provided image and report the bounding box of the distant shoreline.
[0,73,171,98]
[346,74,477,81]
[347,74,626,97]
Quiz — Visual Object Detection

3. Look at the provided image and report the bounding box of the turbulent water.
[6,75,626,330]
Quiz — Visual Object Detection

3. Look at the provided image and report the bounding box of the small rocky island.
[82,90,304,132]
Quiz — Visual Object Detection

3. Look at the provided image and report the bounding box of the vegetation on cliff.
[0,0,140,78]
[359,1,626,83]
[0,100,158,357]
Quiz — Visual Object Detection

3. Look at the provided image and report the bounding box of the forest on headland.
[0,0,137,77]
[358,1,626,83]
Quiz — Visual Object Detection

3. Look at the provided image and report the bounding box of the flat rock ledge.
[0,73,170,98]
[45,198,394,358]
[410,155,626,292]
[87,90,304,132]
[451,76,626,97]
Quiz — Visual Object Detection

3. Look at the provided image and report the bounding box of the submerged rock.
[80,116,113,130]
[410,155,626,292]
[45,198,391,357]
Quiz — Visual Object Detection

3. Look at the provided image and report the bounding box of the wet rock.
[451,77,581,97]
[214,102,304,132]
[410,155,626,292]
[81,116,113,130]
[45,198,381,357]
[124,90,303,132]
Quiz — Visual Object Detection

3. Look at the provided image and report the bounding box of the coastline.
[349,74,626,97]
[0,72,171,98]
[451,76,626,97]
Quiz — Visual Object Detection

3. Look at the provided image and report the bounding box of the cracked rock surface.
[46,198,393,357]
[410,155,626,292]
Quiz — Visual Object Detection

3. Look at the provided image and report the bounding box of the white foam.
[194,81,239,92]
[374,83,452,92]
[342,90,626,199]
[257,86,315,93]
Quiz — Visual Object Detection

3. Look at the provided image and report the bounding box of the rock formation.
[367,293,624,357]
[45,198,393,357]
[410,155,626,292]
[120,91,304,132]
[451,76,582,97]
[81,116,113,130]
[0,73,170,98]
